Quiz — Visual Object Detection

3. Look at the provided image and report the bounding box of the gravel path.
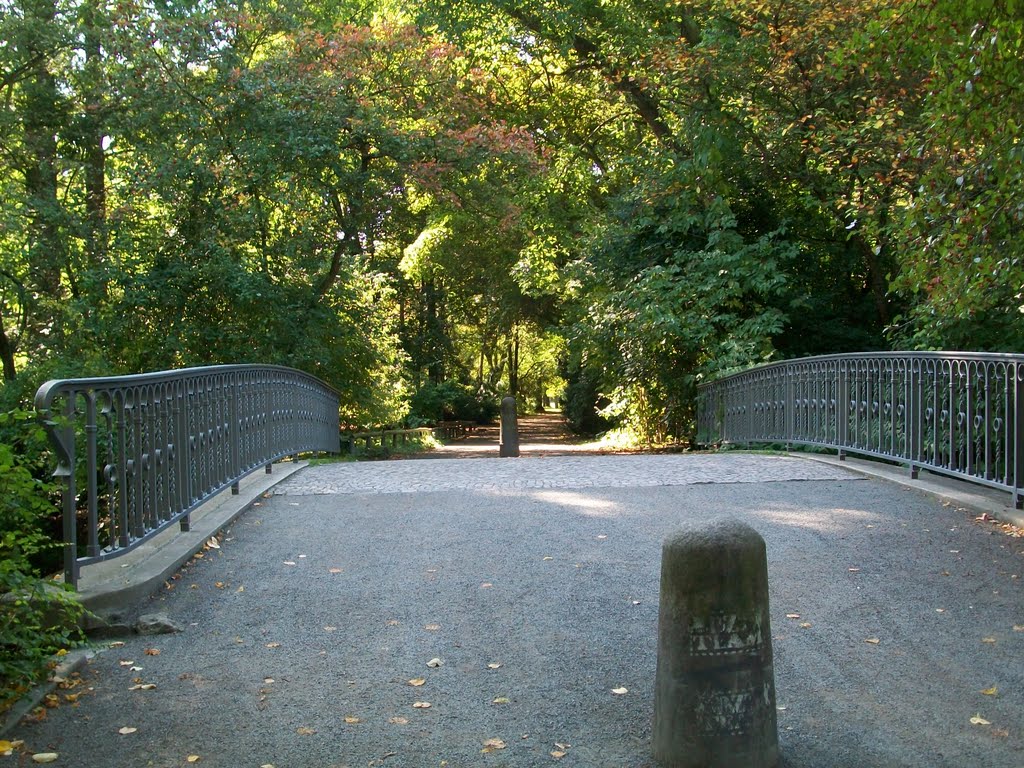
[10,454,1023,768]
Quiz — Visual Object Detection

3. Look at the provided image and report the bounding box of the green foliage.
[0,412,84,707]
[562,362,609,436]
[409,381,498,424]
[1,0,1020,466]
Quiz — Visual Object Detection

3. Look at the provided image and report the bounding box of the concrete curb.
[0,461,310,739]
[794,452,1024,529]
[75,460,308,622]
[0,649,94,739]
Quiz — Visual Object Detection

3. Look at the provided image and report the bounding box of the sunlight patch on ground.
[751,503,884,533]
[528,489,621,516]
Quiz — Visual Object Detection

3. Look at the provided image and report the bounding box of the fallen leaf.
[786,613,801,619]
[109,641,125,648]
[31,754,59,764]
[118,727,137,735]
[799,622,812,628]
[328,568,343,574]
[119,660,135,667]
[865,638,880,645]
[214,582,225,589]
[982,637,997,644]
[236,586,244,593]
[324,626,337,632]
[597,534,607,539]
[389,717,409,725]
[487,662,502,670]
[631,600,641,605]
[129,684,157,691]
[542,556,553,561]
[424,623,441,631]
[848,567,860,572]
[480,582,493,589]
[426,658,444,668]
[296,727,315,735]
[385,619,400,627]
[0,741,15,756]
[344,716,361,724]
[412,701,432,709]
[266,642,281,649]
[493,697,510,704]
[263,678,274,684]
[551,751,566,759]
[936,608,946,613]
[611,687,628,695]
[144,648,160,656]
[206,537,220,549]
[555,743,570,750]
[482,738,506,753]
[981,686,998,696]
[1014,625,1024,632]
[970,714,991,726]
[283,561,296,566]
[298,555,306,559]
[408,678,426,687]
[187,756,201,764]
[129,666,143,672]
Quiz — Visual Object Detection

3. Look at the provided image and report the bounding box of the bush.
[0,413,85,711]
[409,381,498,425]
[563,365,610,436]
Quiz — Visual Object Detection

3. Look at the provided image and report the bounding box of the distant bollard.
[499,396,519,457]
[653,518,778,768]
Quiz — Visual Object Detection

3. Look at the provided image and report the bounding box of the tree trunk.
[82,0,108,295]
[22,0,65,347]
[0,307,17,381]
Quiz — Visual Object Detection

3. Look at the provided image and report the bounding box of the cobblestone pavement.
[280,453,857,495]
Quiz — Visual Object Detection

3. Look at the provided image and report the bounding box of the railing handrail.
[35,364,340,588]
[35,363,339,403]
[700,350,1024,380]
[697,351,1024,508]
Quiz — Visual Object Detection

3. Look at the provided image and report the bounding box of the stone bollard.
[499,396,519,457]
[653,518,778,768]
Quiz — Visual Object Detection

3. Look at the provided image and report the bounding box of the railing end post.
[179,514,191,533]
[231,481,240,495]
[265,463,273,474]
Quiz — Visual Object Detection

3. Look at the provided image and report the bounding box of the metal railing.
[697,352,1024,508]
[35,365,340,588]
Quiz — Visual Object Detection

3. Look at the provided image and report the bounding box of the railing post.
[784,362,794,450]
[1015,362,1024,509]
[84,393,100,557]
[58,397,79,588]
[909,358,922,479]
[837,359,849,459]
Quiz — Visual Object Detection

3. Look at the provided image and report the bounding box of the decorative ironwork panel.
[697,352,1024,508]
[36,365,340,588]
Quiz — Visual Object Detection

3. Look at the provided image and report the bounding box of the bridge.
[7,353,1024,766]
